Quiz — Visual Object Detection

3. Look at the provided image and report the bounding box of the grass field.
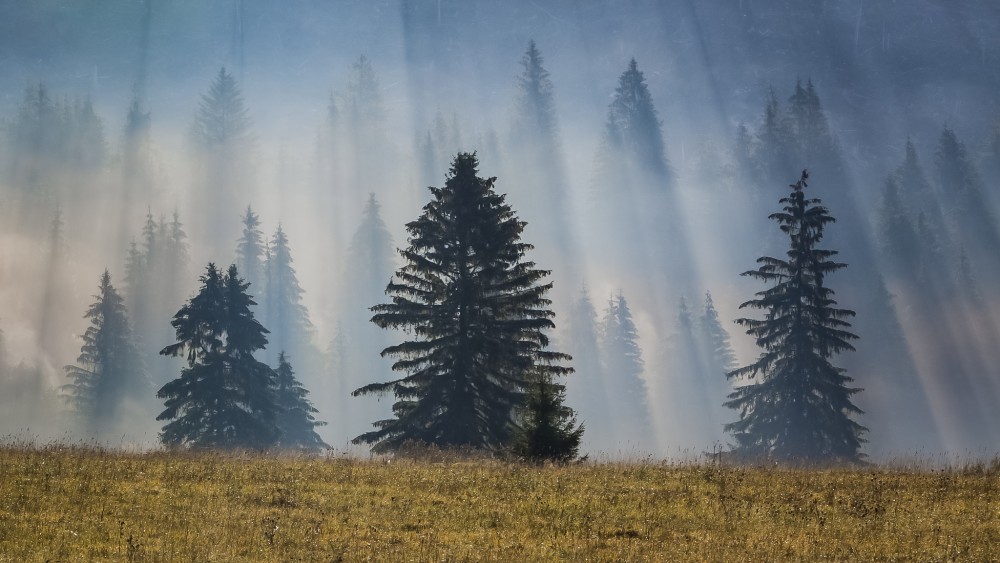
[0,444,997,561]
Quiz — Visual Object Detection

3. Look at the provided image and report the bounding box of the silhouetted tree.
[272,351,328,451]
[512,371,583,463]
[727,170,866,463]
[62,270,146,435]
[354,153,573,453]
[157,264,279,449]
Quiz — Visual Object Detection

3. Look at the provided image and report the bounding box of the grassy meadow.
[0,443,998,561]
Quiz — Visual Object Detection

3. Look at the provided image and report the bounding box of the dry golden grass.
[0,443,997,561]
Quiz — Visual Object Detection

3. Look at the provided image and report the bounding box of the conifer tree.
[506,40,576,275]
[699,292,737,378]
[727,170,866,463]
[235,205,265,293]
[191,67,253,243]
[273,351,328,451]
[512,371,583,463]
[876,175,920,276]
[157,264,279,449]
[563,286,609,449]
[193,68,252,151]
[263,225,315,366]
[600,292,653,448]
[935,127,1000,262]
[338,194,396,439]
[62,270,146,435]
[601,59,669,179]
[354,153,574,453]
[755,87,794,186]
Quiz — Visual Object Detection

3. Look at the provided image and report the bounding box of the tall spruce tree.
[935,127,1000,265]
[62,270,146,435]
[263,225,316,368]
[353,153,575,453]
[338,194,396,441]
[563,286,609,450]
[191,68,253,244]
[272,351,328,451]
[600,291,653,449]
[235,205,265,294]
[727,170,866,463]
[601,59,669,179]
[157,264,279,449]
[506,40,577,282]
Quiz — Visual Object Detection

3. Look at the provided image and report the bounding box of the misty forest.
[2,0,1000,464]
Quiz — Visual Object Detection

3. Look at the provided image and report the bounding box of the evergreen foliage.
[727,170,866,463]
[563,286,608,449]
[601,59,669,179]
[354,153,574,453]
[62,270,146,434]
[935,127,1000,261]
[599,292,652,447]
[272,351,328,451]
[512,371,583,463]
[235,205,265,293]
[699,292,737,378]
[263,224,315,366]
[193,68,252,151]
[157,264,279,449]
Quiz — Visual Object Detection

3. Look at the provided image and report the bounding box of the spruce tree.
[338,194,396,440]
[62,270,146,435]
[263,225,315,367]
[699,292,737,378]
[506,40,577,278]
[600,292,653,448]
[191,67,254,244]
[876,174,920,275]
[354,153,574,453]
[563,286,609,449]
[512,371,583,463]
[235,205,265,294]
[601,59,669,179]
[727,170,866,463]
[935,127,1000,262]
[273,351,328,451]
[157,264,279,449]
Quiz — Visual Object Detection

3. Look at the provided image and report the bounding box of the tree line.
[7,38,1000,462]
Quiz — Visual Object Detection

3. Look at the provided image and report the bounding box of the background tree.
[157,264,279,449]
[600,291,653,451]
[563,286,610,451]
[190,67,254,246]
[353,153,574,453]
[337,194,396,443]
[235,205,265,295]
[272,351,328,451]
[62,270,146,437]
[727,170,865,463]
[262,224,321,387]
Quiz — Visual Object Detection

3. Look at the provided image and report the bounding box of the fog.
[1,0,999,460]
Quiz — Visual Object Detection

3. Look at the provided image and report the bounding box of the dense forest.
[1,0,999,461]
